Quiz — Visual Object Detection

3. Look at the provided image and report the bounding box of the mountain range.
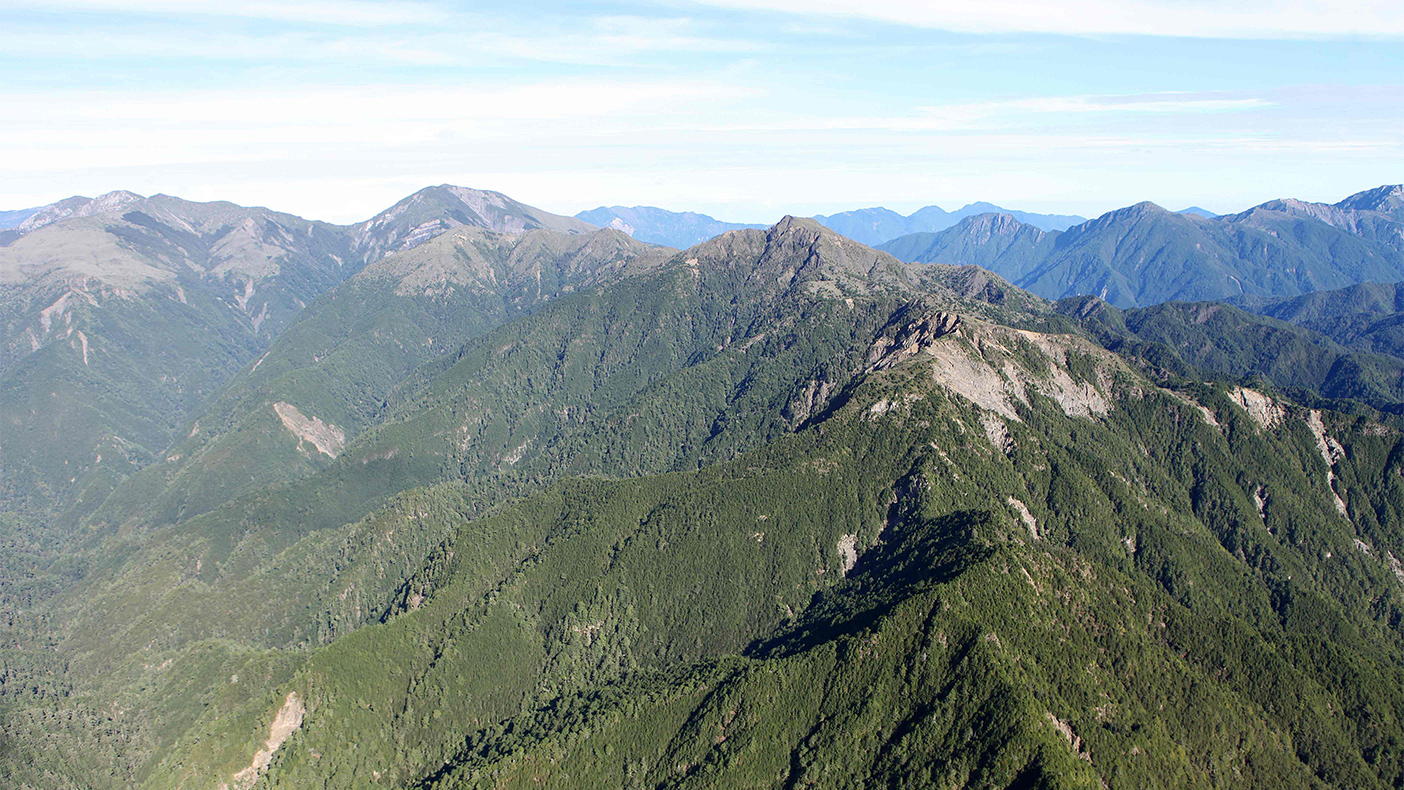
[813,202,1087,246]
[0,185,595,517]
[879,184,1404,308]
[576,202,1086,250]
[573,206,767,248]
[5,183,1404,790]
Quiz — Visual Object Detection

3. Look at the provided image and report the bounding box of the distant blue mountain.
[575,206,766,248]
[578,202,1087,250]
[813,203,1084,246]
[1177,206,1220,218]
[0,206,40,229]
[878,185,1404,309]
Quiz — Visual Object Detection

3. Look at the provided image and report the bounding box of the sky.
[1,0,1401,224]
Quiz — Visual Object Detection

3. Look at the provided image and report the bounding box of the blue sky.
[1,0,1401,223]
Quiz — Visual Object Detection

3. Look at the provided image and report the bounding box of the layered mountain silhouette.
[880,185,1404,308]
[576,202,1085,249]
[574,205,766,248]
[813,202,1086,246]
[7,184,1404,790]
[1234,279,1404,361]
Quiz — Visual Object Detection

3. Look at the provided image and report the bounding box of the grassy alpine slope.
[85,225,671,535]
[0,186,602,521]
[5,217,1404,789]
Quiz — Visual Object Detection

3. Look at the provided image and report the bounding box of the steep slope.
[0,206,41,230]
[81,216,1043,566]
[1226,197,1404,257]
[878,212,1061,282]
[874,186,1404,310]
[14,213,1404,790]
[55,308,1404,790]
[947,201,1085,232]
[351,185,595,264]
[0,186,596,518]
[1335,183,1404,220]
[10,219,1049,784]
[319,326,1404,790]
[0,192,356,514]
[90,226,673,531]
[812,206,924,246]
[573,206,766,248]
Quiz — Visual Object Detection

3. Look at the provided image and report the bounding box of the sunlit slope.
[0,186,599,518]
[142,314,1404,790]
[86,226,671,532]
[0,193,354,515]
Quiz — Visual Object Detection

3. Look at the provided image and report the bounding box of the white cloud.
[1,0,443,26]
[687,0,1404,39]
[0,12,767,68]
[683,93,1276,134]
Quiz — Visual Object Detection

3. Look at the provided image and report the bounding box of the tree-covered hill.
[1232,280,1404,363]
[1056,295,1404,410]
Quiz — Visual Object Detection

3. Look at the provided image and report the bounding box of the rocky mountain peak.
[1336,184,1404,218]
[17,190,145,233]
[351,184,593,262]
[958,212,1041,238]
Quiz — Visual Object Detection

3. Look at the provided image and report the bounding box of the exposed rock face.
[1229,387,1285,430]
[15,191,144,234]
[862,312,1118,426]
[275,402,346,458]
[786,378,837,425]
[1306,409,1350,518]
[867,312,962,370]
[228,692,305,790]
[837,534,858,577]
[1008,497,1039,540]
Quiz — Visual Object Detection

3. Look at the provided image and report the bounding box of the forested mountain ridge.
[878,212,1060,283]
[2,218,1050,786]
[1232,280,1404,362]
[0,192,356,515]
[1056,295,1404,410]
